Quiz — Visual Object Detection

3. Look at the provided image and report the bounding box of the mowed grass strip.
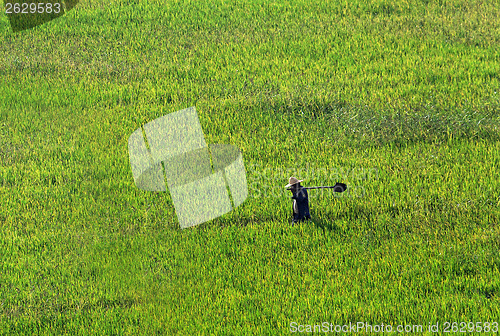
[0,0,499,334]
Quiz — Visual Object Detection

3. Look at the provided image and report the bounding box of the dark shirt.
[291,187,311,221]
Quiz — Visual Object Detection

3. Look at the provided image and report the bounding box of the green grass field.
[1,0,499,334]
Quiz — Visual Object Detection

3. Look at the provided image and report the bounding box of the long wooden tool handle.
[304,186,339,189]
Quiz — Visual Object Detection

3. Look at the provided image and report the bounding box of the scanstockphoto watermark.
[290,322,424,333]
[289,321,499,333]
[246,164,379,199]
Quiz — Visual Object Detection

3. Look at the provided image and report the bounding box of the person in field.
[285,177,311,224]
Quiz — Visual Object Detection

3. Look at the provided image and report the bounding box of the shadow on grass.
[2,296,139,320]
[308,204,374,232]
[203,212,286,229]
[310,214,342,232]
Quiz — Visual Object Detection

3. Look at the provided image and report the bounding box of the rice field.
[0,0,499,334]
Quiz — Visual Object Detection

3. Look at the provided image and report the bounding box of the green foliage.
[0,0,499,334]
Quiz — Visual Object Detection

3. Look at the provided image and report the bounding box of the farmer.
[285,177,311,224]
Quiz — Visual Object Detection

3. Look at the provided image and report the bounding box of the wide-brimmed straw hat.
[285,176,303,188]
